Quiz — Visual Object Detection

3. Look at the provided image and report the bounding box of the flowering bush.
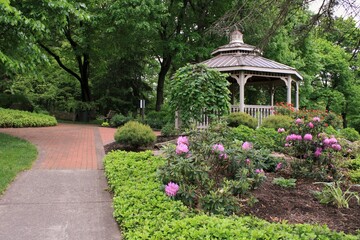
[284,117,343,180]
[158,124,281,215]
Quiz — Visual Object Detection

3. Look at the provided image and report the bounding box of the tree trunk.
[155,56,172,111]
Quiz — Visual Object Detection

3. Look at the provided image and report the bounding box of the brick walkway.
[0,124,117,170]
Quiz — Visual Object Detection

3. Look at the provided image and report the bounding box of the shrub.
[231,125,255,142]
[0,108,57,128]
[145,110,171,130]
[104,151,358,239]
[349,170,360,183]
[260,114,293,130]
[325,126,340,136]
[226,112,257,129]
[0,93,34,112]
[114,121,156,149]
[110,113,133,127]
[324,112,343,129]
[272,177,297,188]
[161,122,177,136]
[340,128,360,142]
[254,127,280,151]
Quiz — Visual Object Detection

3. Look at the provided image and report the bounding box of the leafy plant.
[161,122,177,136]
[110,113,133,127]
[340,128,360,142]
[231,125,256,142]
[0,108,57,128]
[349,170,360,183]
[226,112,257,129]
[272,177,297,188]
[260,114,293,130]
[312,181,360,208]
[169,64,230,128]
[101,121,110,127]
[114,121,156,149]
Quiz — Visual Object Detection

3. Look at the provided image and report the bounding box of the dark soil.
[243,173,360,234]
[104,139,360,235]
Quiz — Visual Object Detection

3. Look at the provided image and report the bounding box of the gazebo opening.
[202,30,303,126]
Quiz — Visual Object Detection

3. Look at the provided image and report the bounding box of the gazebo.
[202,30,302,125]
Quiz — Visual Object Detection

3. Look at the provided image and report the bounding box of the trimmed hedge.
[104,151,358,240]
[0,108,57,128]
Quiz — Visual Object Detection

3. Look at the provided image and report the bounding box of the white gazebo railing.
[231,105,274,127]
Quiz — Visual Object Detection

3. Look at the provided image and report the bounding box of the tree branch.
[38,42,82,82]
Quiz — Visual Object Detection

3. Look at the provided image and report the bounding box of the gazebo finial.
[230,30,244,44]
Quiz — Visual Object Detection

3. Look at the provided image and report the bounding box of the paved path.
[0,124,121,240]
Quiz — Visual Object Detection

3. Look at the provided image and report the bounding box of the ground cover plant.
[0,108,57,128]
[104,150,358,239]
[0,133,37,194]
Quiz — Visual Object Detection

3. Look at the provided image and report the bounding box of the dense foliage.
[169,64,230,128]
[114,121,156,149]
[0,108,57,127]
[226,112,257,129]
[104,150,358,239]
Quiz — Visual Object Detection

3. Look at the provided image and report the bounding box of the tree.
[169,64,230,127]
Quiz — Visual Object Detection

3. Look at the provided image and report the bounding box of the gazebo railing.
[231,105,274,127]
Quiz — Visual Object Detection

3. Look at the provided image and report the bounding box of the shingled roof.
[202,30,302,80]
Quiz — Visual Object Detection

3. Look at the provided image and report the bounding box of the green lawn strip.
[0,133,37,194]
[104,151,358,240]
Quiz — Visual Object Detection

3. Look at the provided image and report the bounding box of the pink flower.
[275,162,282,171]
[278,128,285,133]
[331,144,341,151]
[255,169,264,174]
[177,136,189,146]
[176,143,189,154]
[165,182,179,196]
[304,133,312,141]
[314,147,322,157]
[313,117,321,122]
[308,122,314,128]
[296,135,302,141]
[286,134,296,141]
[212,143,225,153]
[220,153,228,159]
[284,143,291,147]
[328,137,338,144]
[242,141,252,150]
[245,158,251,164]
[295,118,303,124]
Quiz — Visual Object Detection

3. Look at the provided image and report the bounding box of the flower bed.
[0,108,57,127]
[104,150,357,239]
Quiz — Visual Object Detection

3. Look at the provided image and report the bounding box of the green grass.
[0,133,37,194]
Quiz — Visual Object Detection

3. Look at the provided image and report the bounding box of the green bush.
[324,112,343,129]
[349,170,360,183]
[110,113,133,127]
[272,177,297,188]
[325,126,340,136]
[161,122,177,136]
[226,112,257,129]
[114,121,156,149]
[260,114,293,130]
[0,93,34,112]
[145,110,171,130]
[104,151,358,239]
[231,125,255,142]
[0,108,57,128]
[254,127,279,150]
[340,128,360,142]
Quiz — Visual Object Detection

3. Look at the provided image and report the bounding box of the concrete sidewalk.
[0,124,121,240]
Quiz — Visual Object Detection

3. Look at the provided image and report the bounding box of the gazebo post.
[296,81,300,110]
[287,75,292,104]
[270,83,275,107]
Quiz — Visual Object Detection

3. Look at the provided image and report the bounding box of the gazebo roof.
[202,30,303,81]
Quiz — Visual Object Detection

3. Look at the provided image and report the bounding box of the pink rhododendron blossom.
[314,147,322,157]
[255,169,264,174]
[165,182,179,196]
[323,138,330,146]
[328,137,338,144]
[220,153,228,159]
[275,162,282,171]
[308,122,314,129]
[176,143,189,154]
[212,143,225,153]
[177,136,189,146]
[245,158,251,164]
[242,141,252,150]
[284,143,290,147]
[295,135,302,141]
[295,118,303,124]
[304,134,312,141]
[278,128,285,133]
[313,117,321,122]
[331,144,341,151]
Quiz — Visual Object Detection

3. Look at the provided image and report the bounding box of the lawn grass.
[0,133,37,194]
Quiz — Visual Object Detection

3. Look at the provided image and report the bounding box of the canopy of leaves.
[169,64,230,127]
